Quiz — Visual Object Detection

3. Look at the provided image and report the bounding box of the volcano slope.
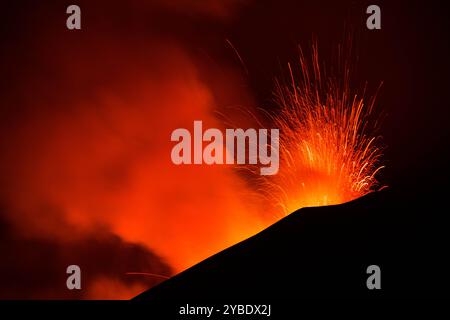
[135,189,448,300]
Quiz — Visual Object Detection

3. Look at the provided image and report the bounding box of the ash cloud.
[0,0,265,298]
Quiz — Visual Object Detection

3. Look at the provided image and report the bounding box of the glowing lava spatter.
[263,44,384,215]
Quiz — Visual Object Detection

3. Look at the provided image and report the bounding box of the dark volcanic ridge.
[135,189,448,300]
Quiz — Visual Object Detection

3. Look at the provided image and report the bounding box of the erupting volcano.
[259,44,384,215]
[0,1,388,299]
[3,0,449,303]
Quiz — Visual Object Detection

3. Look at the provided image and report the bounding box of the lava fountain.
[261,44,385,215]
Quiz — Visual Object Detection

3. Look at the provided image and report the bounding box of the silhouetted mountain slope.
[135,190,449,300]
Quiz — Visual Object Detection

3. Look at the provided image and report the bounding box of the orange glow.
[0,36,266,298]
[0,11,384,297]
[263,44,384,214]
